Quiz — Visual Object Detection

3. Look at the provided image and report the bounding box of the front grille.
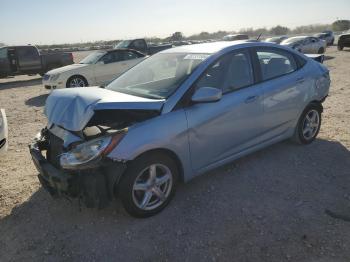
[47,131,64,168]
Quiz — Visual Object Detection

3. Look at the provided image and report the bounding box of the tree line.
[169,20,350,41]
[1,20,349,49]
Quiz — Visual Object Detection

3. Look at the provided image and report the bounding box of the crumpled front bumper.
[29,138,127,209]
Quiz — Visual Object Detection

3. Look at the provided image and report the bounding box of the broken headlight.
[60,132,125,170]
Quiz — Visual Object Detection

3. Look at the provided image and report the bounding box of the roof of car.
[161,40,257,54]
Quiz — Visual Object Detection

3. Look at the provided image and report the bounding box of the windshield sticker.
[184,54,210,60]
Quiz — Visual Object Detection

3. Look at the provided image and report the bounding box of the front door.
[185,49,264,171]
[15,46,41,73]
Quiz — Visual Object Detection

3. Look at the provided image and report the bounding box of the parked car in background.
[0,109,8,154]
[281,36,326,54]
[30,41,330,217]
[42,49,146,89]
[314,31,334,46]
[172,41,192,46]
[223,34,249,41]
[265,36,288,44]
[114,39,173,55]
[0,45,73,78]
[337,32,350,51]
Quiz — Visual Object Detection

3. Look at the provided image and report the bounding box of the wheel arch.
[309,100,323,112]
[126,148,185,183]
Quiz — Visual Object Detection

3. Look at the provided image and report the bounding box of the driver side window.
[195,50,254,93]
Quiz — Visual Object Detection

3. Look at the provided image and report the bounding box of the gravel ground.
[0,47,349,262]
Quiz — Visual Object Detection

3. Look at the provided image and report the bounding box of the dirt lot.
[0,47,349,262]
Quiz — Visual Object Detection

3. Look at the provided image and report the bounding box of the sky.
[0,0,349,45]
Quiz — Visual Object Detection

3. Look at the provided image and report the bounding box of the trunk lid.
[45,87,164,131]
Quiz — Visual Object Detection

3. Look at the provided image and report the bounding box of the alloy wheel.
[132,164,173,211]
[69,77,86,87]
[302,109,320,140]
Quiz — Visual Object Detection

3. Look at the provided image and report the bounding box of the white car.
[281,36,327,54]
[0,109,8,154]
[43,49,146,89]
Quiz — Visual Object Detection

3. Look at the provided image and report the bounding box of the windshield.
[106,52,210,99]
[282,37,306,44]
[79,51,106,64]
[115,40,131,49]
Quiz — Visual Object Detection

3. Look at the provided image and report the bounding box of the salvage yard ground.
[0,47,349,261]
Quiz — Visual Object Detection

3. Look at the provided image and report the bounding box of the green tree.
[170,32,184,41]
[332,20,350,31]
[269,25,290,36]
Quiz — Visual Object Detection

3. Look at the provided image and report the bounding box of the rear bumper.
[29,139,127,208]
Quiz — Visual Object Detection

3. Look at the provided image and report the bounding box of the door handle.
[245,95,259,103]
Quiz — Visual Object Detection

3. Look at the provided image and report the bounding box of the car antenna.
[256,33,262,41]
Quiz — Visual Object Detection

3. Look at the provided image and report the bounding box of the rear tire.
[118,153,179,218]
[66,75,88,88]
[292,104,322,145]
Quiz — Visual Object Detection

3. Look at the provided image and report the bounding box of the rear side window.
[256,48,297,81]
[131,40,146,50]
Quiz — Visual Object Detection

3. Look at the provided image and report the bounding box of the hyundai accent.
[29,41,330,217]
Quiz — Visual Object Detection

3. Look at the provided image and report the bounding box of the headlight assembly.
[50,74,60,81]
[60,131,126,170]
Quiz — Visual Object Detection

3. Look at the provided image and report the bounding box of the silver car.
[281,36,327,54]
[30,41,330,217]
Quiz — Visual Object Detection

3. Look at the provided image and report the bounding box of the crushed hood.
[45,87,164,131]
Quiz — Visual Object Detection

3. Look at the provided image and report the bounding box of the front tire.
[118,153,179,218]
[66,75,88,88]
[338,45,344,51]
[292,104,322,145]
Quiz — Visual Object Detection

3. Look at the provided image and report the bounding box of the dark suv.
[338,32,350,51]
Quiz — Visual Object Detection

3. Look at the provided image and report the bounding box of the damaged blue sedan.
[30,41,330,217]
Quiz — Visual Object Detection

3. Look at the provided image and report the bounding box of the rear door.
[185,49,264,171]
[252,47,303,139]
[16,46,41,72]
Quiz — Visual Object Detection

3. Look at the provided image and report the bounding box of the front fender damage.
[33,106,160,209]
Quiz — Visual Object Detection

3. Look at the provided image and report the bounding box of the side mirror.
[191,87,222,103]
[96,60,105,65]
